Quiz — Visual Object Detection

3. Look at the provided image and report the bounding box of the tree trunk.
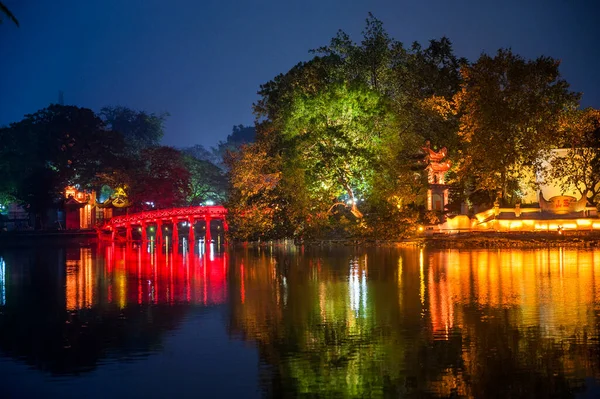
[342,182,363,219]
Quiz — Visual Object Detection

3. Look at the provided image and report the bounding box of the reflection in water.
[348,256,367,317]
[0,243,229,378]
[63,244,228,311]
[2,244,600,397]
[230,247,600,398]
[0,256,5,306]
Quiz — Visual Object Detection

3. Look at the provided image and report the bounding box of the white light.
[205,200,215,206]
[0,257,5,306]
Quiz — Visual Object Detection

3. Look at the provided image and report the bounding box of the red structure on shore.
[100,206,228,243]
[422,141,452,213]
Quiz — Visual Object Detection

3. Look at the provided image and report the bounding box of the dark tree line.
[0,105,232,228]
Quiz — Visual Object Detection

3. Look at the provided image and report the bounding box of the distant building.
[0,203,31,231]
[434,148,600,233]
[64,186,129,230]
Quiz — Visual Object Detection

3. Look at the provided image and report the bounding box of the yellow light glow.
[510,221,523,229]
[419,248,425,307]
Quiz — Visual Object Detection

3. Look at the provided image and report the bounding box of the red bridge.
[100,206,227,243]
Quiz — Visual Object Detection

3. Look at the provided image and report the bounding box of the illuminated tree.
[225,140,287,240]
[454,49,579,205]
[229,16,467,239]
[542,107,600,203]
[282,83,390,219]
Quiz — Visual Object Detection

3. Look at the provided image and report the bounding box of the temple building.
[433,148,600,233]
[423,142,451,212]
[64,186,130,230]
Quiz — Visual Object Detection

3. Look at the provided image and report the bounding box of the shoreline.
[261,232,600,249]
[418,232,600,249]
[2,230,600,249]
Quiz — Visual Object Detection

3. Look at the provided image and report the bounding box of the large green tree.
[454,49,580,205]
[227,15,468,240]
[229,15,464,240]
[281,82,390,219]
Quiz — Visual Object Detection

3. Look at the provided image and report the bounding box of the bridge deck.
[107,206,227,228]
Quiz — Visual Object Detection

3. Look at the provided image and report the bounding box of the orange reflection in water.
[427,249,600,338]
[65,244,228,310]
[66,248,94,310]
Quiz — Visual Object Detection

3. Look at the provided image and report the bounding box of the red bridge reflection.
[66,244,228,310]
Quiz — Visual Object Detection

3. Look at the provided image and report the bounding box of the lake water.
[1,242,600,398]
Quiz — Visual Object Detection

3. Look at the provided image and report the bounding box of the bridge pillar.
[156,221,163,245]
[111,227,116,242]
[126,223,132,242]
[172,218,179,246]
[141,221,147,242]
[188,217,195,244]
[205,216,212,244]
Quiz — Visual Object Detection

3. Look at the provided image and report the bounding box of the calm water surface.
[1,242,600,398]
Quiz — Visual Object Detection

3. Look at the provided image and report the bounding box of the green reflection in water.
[229,246,600,398]
[1,244,600,397]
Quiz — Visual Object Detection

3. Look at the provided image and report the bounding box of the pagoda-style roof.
[427,161,451,173]
[97,196,130,209]
[422,141,448,163]
[97,187,131,209]
[64,196,87,208]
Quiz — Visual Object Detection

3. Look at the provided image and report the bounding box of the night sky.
[1,0,598,149]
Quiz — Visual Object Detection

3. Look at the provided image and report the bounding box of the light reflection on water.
[1,244,600,397]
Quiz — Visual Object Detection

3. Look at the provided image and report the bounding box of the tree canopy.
[453,49,579,205]
[0,105,125,226]
[100,106,168,154]
[541,108,600,203]
[0,104,229,228]
[227,14,589,240]
[228,14,464,240]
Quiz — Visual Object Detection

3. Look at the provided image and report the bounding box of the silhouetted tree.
[0,2,18,27]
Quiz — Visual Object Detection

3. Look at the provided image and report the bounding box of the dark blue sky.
[1,0,598,148]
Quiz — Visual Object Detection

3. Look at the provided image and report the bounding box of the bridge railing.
[106,206,227,227]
